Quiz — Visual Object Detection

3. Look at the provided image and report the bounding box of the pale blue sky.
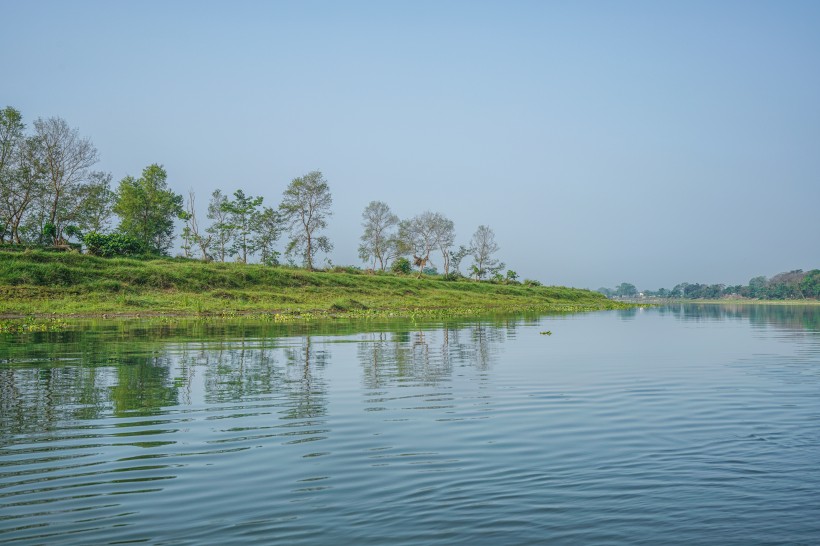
[3,0,818,289]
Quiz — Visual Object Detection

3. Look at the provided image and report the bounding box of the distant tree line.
[598,269,820,300]
[1,106,528,282]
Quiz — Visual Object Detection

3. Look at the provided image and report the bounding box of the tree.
[398,211,440,277]
[0,107,24,242]
[222,189,263,263]
[75,171,115,235]
[615,282,638,297]
[253,206,283,266]
[469,225,501,280]
[1,132,46,244]
[748,276,768,298]
[279,170,333,270]
[180,190,211,260]
[33,117,98,243]
[358,200,399,271]
[431,213,456,275]
[113,164,183,255]
[449,245,470,276]
[0,108,48,244]
[800,269,820,299]
[206,189,233,262]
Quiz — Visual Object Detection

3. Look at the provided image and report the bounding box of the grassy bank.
[0,250,628,319]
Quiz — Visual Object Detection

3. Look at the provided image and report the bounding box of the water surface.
[1,305,819,544]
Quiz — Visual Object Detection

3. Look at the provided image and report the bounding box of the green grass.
[0,250,629,318]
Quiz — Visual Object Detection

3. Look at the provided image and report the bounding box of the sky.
[2,0,818,290]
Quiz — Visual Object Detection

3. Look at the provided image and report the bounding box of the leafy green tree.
[206,189,233,262]
[358,200,399,271]
[449,245,470,276]
[222,189,263,263]
[800,269,820,299]
[113,164,183,255]
[253,206,283,266]
[279,170,333,270]
[748,276,768,298]
[615,283,638,297]
[391,257,412,275]
[75,171,115,234]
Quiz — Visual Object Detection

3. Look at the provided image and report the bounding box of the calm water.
[1,304,819,545]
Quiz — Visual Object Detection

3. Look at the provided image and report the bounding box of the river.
[1,304,818,544]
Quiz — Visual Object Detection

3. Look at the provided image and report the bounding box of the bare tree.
[470,225,501,280]
[279,171,333,270]
[182,189,211,260]
[358,200,399,271]
[33,117,98,243]
[398,211,441,277]
[431,213,455,275]
[1,133,46,244]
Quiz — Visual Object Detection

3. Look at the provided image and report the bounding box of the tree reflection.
[110,354,178,416]
[282,336,329,420]
[357,321,508,388]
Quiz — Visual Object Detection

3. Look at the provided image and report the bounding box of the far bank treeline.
[600,269,820,301]
[0,107,523,284]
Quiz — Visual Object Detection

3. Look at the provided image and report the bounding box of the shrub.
[391,257,412,275]
[331,265,362,275]
[84,232,146,258]
[523,278,542,287]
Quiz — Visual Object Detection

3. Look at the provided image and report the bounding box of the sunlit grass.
[0,250,630,318]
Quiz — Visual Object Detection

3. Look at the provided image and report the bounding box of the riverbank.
[0,250,629,321]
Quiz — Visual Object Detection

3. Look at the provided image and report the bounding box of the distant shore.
[618,298,819,306]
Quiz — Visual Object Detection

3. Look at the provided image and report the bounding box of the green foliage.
[359,200,399,271]
[83,231,145,257]
[800,270,820,298]
[391,257,412,275]
[618,268,819,301]
[221,189,264,263]
[279,170,333,270]
[523,279,542,287]
[113,164,183,255]
[615,282,638,297]
[42,222,56,242]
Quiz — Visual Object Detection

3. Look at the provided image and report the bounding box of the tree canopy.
[279,170,333,270]
[113,164,183,255]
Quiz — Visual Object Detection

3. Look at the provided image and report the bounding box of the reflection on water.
[1,306,819,545]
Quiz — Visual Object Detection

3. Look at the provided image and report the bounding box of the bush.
[391,257,412,275]
[330,265,362,275]
[523,278,542,287]
[84,232,146,258]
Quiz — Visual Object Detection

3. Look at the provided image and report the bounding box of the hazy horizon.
[3,0,818,289]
